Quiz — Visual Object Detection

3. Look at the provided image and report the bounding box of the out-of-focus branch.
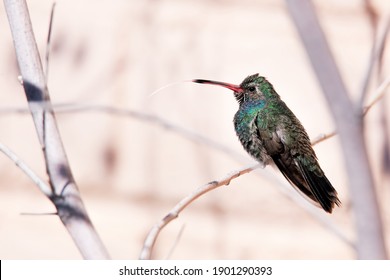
[312,74,390,146]
[363,74,390,115]
[3,0,109,259]
[358,15,390,108]
[0,103,248,162]
[3,72,388,152]
[363,0,379,33]
[285,0,387,259]
[57,104,246,161]
[310,132,337,147]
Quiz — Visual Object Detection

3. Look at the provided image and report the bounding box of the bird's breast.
[234,108,271,164]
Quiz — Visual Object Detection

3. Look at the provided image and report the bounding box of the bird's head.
[193,73,279,105]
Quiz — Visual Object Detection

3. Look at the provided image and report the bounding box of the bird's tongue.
[192,79,244,93]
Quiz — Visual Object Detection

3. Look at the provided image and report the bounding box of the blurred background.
[0,0,389,259]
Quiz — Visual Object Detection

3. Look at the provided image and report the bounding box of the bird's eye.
[248,86,256,92]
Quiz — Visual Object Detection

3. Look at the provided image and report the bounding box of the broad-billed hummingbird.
[193,73,340,213]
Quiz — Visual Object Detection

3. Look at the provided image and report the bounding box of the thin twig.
[165,224,186,260]
[363,74,390,115]
[311,74,390,146]
[0,142,51,196]
[0,103,247,162]
[44,2,56,83]
[57,104,244,160]
[358,15,390,108]
[139,164,260,260]
[310,131,337,146]
[20,212,57,215]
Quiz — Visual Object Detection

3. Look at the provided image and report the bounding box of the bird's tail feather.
[272,155,340,213]
[296,161,341,213]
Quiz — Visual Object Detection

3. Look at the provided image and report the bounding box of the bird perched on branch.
[193,73,340,213]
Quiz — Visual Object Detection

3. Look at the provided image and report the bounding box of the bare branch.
[312,74,390,145]
[286,0,387,259]
[165,224,186,260]
[2,80,389,151]
[0,142,51,196]
[0,103,248,162]
[139,164,260,260]
[44,2,56,82]
[363,0,379,33]
[358,15,390,108]
[363,74,390,115]
[139,160,354,259]
[4,0,109,259]
[310,131,337,146]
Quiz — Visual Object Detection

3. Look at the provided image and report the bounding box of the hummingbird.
[193,73,340,213]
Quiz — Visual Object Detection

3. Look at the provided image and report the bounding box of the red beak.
[192,79,244,93]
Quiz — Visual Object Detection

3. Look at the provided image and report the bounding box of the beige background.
[0,0,389,259]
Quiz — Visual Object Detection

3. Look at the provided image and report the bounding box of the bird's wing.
[256,114,319,202]
[255,113,339,212]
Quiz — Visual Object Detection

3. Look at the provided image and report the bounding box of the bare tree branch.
[285,0,387,259]
[139,160,355,259]
[310,131,337,147]
[0,103,248,162]
[358,15,390,108]
[3,0,109,259]
[312,74,390,146]
[363,74,390,115]
[44,2,56,82]
[0,142,51,196]
[165,224,186,260]
[363,0,379,34]
[139,164,259,260]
